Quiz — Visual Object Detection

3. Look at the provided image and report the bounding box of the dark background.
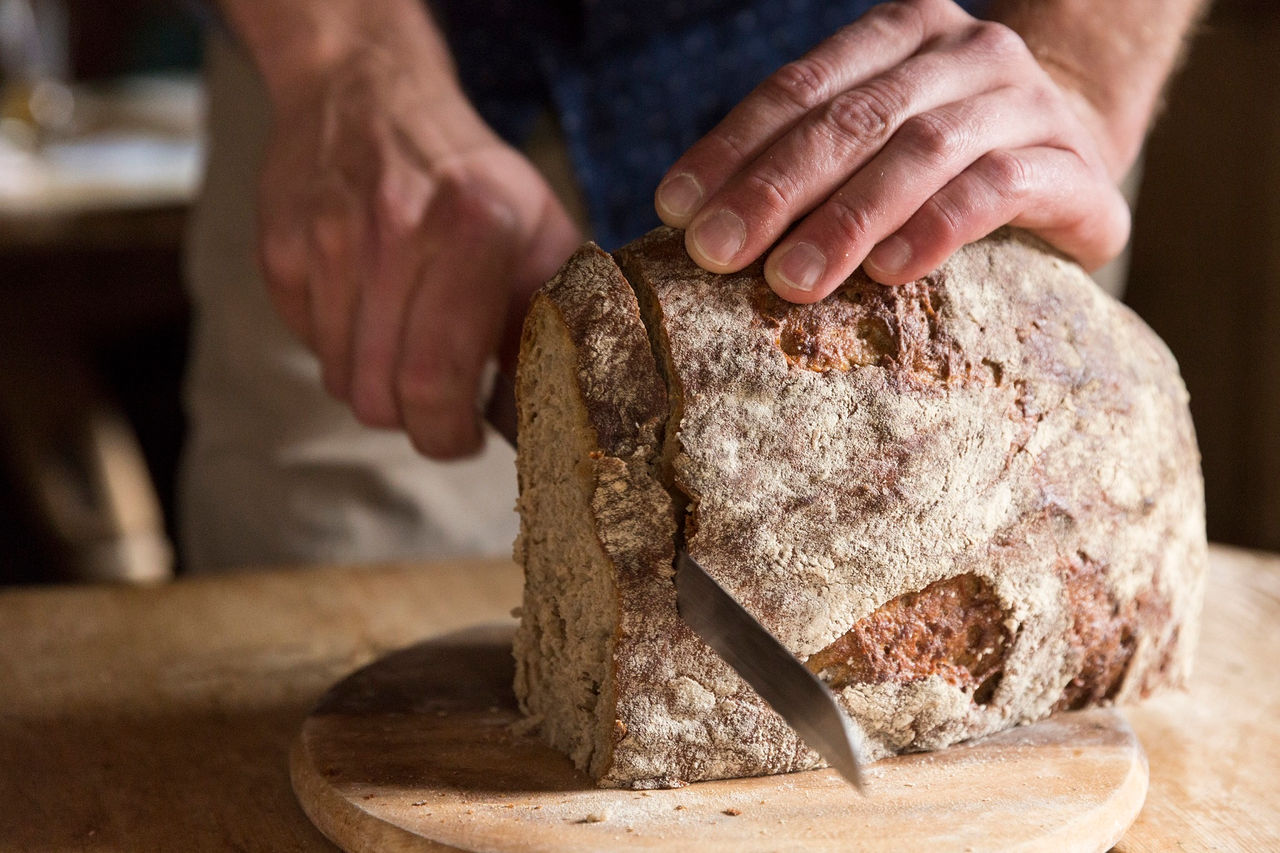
[1125,0,1280,552]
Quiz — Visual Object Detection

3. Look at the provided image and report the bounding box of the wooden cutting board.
[291,624,1147,852]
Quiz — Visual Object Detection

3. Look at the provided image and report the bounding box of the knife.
[675,549,866,791]
[485,370,520,448]
[486,374,866,791]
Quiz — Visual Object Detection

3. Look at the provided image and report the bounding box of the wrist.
[1010,30,1150,180]
[985,0,1207,181]
[218,0,464,112]
[1029,51,1135,179]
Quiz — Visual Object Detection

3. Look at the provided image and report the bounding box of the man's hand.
[655,0,1197,301]
[221,0,581,458]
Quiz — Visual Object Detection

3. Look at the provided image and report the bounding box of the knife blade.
[675,549,866,791]
[484,370,520,448]
[486,376,865,790]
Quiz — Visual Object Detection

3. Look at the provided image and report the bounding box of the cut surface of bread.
[513,227,1206,788]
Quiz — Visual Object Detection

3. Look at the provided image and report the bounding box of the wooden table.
[1,545,1275,850]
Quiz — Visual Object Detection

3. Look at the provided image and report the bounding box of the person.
[181,0,1205,571]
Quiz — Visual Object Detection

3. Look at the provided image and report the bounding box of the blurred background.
[0,0,201,584]
[0,0,1275,585]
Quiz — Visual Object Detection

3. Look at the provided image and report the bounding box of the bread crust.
[520,242,668,460]
[518,227,1207,787]
[513,243,681,782]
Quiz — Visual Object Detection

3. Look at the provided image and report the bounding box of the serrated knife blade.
[675,548,867,791]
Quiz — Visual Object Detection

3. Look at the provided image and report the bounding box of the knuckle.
[442,173,521,240]
[975,150,1032,203]
[396,371,443,414]
[764,58,835,112]
[965,20,1027,61]
[396,359,464,419]
[1025,82,1059,117]
[917,192,968,243]
[679,128,751,179]
[896,111,968,162]
[864,1,927,39]
[822,85,903,148]
[738,168,797,221]
[705,128,754,166]
[372,177,425,236]
[824,195,878,245]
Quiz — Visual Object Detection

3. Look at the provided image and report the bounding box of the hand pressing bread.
[656,0,1204,302]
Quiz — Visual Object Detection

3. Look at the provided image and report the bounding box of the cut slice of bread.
[513,226,1206,789]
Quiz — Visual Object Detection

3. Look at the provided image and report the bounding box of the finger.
[655,0,969,227]
[396,178,520,459]
[688,23,1048,274]
[257,209,313,348]
[345,173,433,430]
[345,241,416,429]
[864,147,1130,282]
[305,193,363,402]
[760,83,1088,300]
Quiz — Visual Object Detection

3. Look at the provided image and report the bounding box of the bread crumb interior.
[512,302,619,778]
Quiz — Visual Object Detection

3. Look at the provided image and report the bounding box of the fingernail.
[867,236,912,276]
[774,241,827,292]
[690,209,746,267]
[657,173,704,220]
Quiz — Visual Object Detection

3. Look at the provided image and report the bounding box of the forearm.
[216,0,494,164]
[215,0,461,108]
[986,0,1208,179]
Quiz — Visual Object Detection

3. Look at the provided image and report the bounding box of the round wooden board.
[291,625,1148,852]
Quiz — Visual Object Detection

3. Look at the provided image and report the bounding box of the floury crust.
[514,227,1207,788]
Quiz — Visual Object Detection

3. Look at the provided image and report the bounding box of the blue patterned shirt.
[431,0,986,248]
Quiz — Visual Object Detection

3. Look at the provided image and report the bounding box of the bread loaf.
[512,226,1206,789]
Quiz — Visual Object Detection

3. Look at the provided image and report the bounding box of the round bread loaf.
[513,226,1206,788]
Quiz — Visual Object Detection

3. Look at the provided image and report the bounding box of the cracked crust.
[512,244,676,780]
[515,226,1207,787]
